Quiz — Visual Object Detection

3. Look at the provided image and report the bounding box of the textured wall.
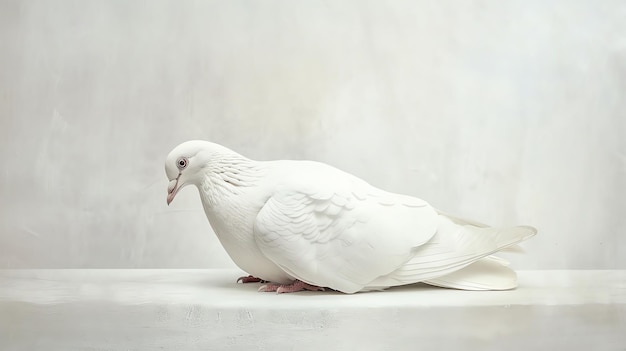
[1,0,624,268]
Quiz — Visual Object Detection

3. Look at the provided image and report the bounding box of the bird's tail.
[423,256,518,290]
[369,220,537,290]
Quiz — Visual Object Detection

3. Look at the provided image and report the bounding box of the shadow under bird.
[165,140,537,294]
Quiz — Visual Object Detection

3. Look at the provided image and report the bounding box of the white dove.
[165,140,536,294]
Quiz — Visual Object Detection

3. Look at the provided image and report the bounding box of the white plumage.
[165,140,536,293]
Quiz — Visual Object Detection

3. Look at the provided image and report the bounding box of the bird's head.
[164,140,225,205]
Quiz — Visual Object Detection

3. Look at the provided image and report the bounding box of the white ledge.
[1,269,625,350]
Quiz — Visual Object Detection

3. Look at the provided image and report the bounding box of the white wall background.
[1,0,624,269]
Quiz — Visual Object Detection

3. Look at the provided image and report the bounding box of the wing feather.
[254,186,439,293]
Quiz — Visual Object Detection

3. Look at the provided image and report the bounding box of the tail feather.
[500,244,526,254]
[366,219,537,290]
[436,211,490,228]
[423,256,517,290]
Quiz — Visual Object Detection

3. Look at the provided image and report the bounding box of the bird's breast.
[198,188,292,283]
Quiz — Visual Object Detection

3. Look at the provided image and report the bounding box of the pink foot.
[236,275,267,284]
[258,280,325,294]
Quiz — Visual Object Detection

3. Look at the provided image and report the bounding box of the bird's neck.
[196,154,268,246]
[198,154,265,208]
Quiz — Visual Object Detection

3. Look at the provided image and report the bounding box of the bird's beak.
[167,177,179,205]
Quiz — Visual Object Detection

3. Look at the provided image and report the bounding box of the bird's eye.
[177,157,188,170]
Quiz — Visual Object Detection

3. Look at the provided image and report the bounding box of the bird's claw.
[258,280,325,294]
[237,275,266,284]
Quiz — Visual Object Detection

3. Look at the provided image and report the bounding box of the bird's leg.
[258,280,325,294]
[236,275,267,284]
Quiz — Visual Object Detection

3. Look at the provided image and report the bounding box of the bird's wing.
[253,177,439,293]
[437,210,489,228]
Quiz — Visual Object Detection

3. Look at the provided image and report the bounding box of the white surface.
[1,269,625,350]
[1,1,626,270]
